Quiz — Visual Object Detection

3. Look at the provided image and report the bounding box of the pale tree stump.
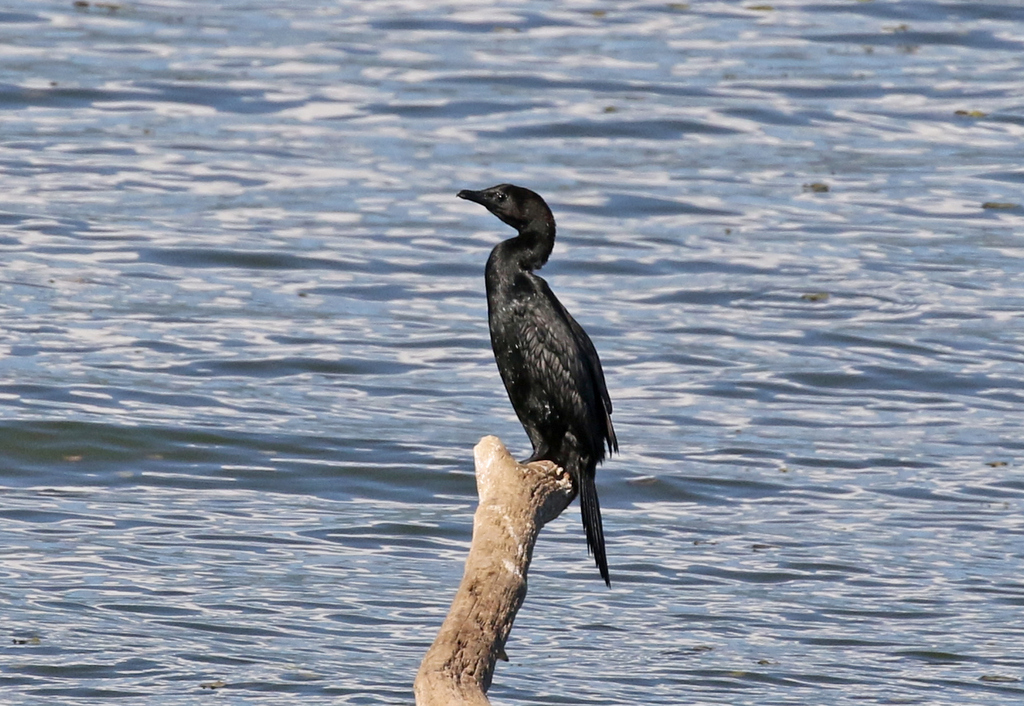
[414,435,576,706]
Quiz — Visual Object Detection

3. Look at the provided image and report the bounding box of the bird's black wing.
[521,275,615,585]
[525,275,616,462]
[563,308,617,456]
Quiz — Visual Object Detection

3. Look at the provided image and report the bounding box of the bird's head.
[457,184,553,233]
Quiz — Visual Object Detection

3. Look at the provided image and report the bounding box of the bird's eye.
[495,192,506,202]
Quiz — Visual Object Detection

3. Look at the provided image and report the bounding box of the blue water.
[2,1,1023,704]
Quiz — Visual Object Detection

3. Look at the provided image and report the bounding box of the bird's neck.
[507,218,555,273]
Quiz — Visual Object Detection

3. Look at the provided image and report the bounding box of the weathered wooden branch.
[414,435,576,706]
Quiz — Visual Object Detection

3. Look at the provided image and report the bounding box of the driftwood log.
[414,435,576,706]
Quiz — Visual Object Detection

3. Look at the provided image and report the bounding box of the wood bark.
[414,435,576,706]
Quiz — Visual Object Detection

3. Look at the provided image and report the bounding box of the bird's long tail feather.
[578,468,610,587]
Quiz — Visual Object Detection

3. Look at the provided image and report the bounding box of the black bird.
[457,184,617,586]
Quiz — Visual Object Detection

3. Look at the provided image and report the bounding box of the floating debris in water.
[801,292,830,302]
[803,182,829,193]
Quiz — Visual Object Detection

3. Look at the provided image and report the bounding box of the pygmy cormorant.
[457,184,617,586]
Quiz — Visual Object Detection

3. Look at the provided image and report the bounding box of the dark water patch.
[130,339,203,356]
[440,73,717,99]
[752,415,840,430]
[179,652,260,666]
[642,288,758,306]
[367,100,546,119]
[0,417,185,470]
[957,483,1024,501]
[137,248,475,280]
[560,192,738,218]
[675,475,789,503]
[778,365,1021,400]
[987,113,1024,128]
[4,323,65,334]
[371,13,572,33]
[0,383,243,416]
[964,585,1024,607]
[731,82,890,101]
[656,352,743,369]
[136,81,307,115]
[0,11,42,23]
[780,561,872,575]
[0,420,459,503]
[136,247,370,272]
[805,1,1024,24]
[992,479,1024,493]
[65,146,141,157]
[873,486,991,504]
[696,378,803,403]
[612,473,729,506]
[799,636,896,647]
[188,172,269,188]
[405,260,481,279]
[723,106,812,127]
[266,333,339,346]
[101,603,200,617]
[0,83,149,110]
[21,689,150,698]
[687,564,819,584]
[976,169,1024,185]
[808,30,1024,52]
[12,215,93,240]
[637,259,778,282]
[612,559,692,585]
[308,522,453,552]
[787,455,939,471]
[802,330,941,358]
[14,657,164,679]
[823,606,956,620]
[0,210,32,227]
[391,334,483,352]
[155,619,291,638]
[896,649,985,664]
[489,118,740,140]
[183,532,317,551]
[160,355,416,378]
[0,508,93,524]
[167,142,303,160]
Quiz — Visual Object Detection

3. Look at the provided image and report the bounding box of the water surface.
[2,1,1023,704]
